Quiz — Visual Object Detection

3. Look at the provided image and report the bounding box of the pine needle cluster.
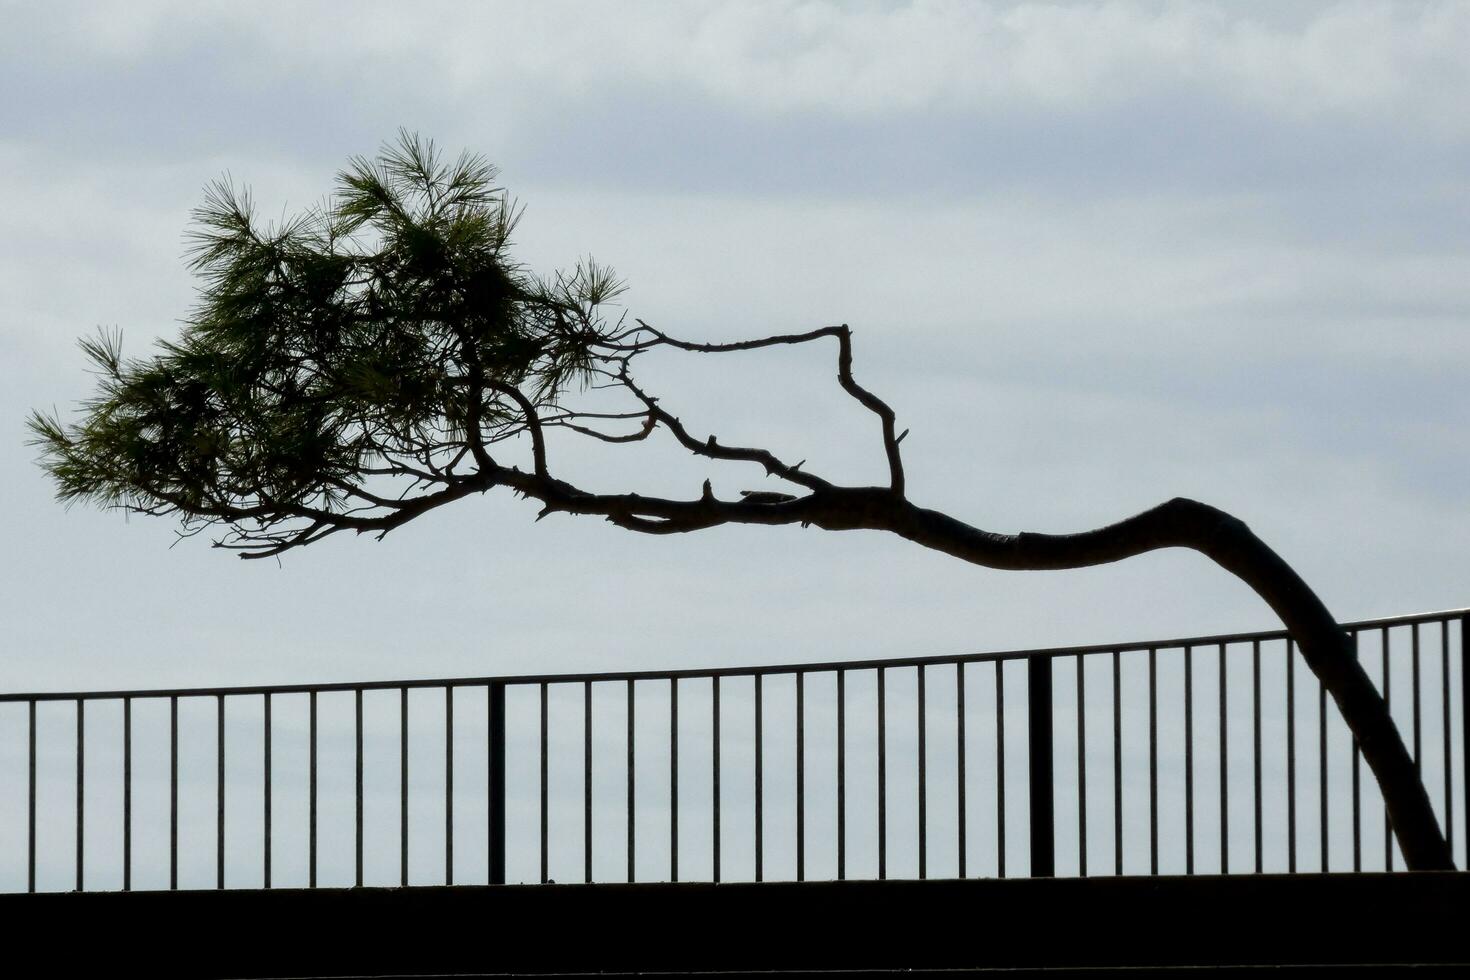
[30,131,624,536]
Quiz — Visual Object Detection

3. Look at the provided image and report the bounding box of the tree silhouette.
[29,132,1452,870]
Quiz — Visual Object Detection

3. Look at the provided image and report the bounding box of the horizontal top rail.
[5,607,1466,704]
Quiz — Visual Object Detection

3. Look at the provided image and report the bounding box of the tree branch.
[635,321,904,494]
[616,368,832,492]
[487,381,549,478]
[884,495,1453,871]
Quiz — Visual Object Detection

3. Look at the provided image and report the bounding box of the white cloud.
[2,0,1467,690]
[15,1,1469,128]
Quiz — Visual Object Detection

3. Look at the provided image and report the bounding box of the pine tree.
[30,132,1452,870]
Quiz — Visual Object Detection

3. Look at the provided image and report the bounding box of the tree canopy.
[29,132,1453,871]
[31,133,636,554]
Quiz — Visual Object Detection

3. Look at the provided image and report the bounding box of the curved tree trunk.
[881,495,1453,871]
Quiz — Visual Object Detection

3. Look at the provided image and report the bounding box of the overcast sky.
[3,0,1468,688]
[6,0,1470,895]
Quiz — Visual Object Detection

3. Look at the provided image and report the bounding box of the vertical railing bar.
[539,681,548,885]
[1441,619,1453,859]
[755,673,763,883]
[355,688,363,888]
[28,699,36,893]
[401,687,409,887]
[1148,648,1158,876]
[488,682,506,886]
[1462,614,1470,869]
[584,680,592,885]
[1375,625,1387,869]
[1111,651,1120,877]
[309,690,317,889]
[217,694,225,889]
[1318,674,1327,873]
[170,694,178,891]
[796,671,805,883]
[1219,642,1228,875]
[1384,625,1393,871]
[1286,639,1297,874]
[712,675,721,884]
[626,678,635,884]
[840,669,852,887]
[1352,632,1362,872]
[1252,639,1262,875]
[1028,656,1055,879]
[1413,623,1422,774]
[998,660,1007,879]
[75,697,84,892]
[446,685,454,886]
[1077,654,1087,878]
[918,664,927,880]
[55,638,1470,891]
[1185,645,1195,875]
[957,663,966,880]
[878,667,887,880]
[670,677,679,883]
[124,693,133,893]
[486,685,492,886]
[264,691,272,889]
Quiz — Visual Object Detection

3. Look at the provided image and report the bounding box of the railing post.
[1462,615,1470,871]
[1028,656,1056,877]
[488,681,507,884]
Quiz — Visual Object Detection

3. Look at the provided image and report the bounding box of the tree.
[29,132,1452,870]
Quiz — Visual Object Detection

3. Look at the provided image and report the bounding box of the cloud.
[7,3,1469,190]
[2,0,1468,696]
[94,1,1458,129]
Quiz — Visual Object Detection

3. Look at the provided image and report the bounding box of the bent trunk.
[886,495,1453,871]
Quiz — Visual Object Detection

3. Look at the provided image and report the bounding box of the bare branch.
[548,415,657,444]
[632,321,905,494]
[832,324,905,495]
[636,320,845,353]
[615,368,832,493]
[487,381,549,478]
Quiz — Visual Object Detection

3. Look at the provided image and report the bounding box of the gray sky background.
[4,0,1470,692]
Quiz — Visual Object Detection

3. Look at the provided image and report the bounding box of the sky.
[2,1,1469,889]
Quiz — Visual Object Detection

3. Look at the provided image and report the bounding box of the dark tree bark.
[522,479,1454,870]
[493,323,1456,872]
[889,495,1454,872]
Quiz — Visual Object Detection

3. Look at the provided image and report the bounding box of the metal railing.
[3,608,1467,892]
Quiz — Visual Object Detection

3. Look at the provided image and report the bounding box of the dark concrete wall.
[5,872,1466,977]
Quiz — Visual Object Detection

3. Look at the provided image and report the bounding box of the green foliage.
[30,131,625,525]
